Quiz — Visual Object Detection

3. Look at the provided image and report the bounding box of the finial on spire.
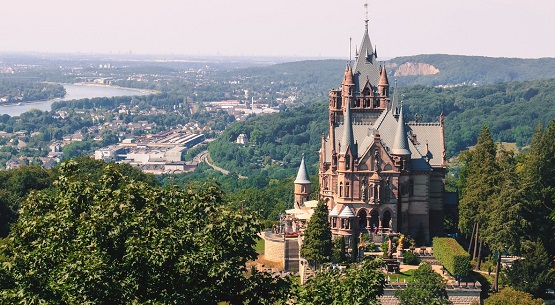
[364,1,369,31]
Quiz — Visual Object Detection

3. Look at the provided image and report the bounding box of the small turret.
[340,100,356,157]
[378,65,389,98]
[294,155,312,206]
[391,106,411,156]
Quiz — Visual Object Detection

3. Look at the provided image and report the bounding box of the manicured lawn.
[385,269,415,283]
[255,237,265,255]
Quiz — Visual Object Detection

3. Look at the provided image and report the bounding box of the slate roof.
[327,108,443,170]
[391,107,411,156]
[295,156,311,184]
[352,24,381,93]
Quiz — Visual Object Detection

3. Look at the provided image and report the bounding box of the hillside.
[388,54,555,87]
[240,55,555,90]
[208,78,555,176]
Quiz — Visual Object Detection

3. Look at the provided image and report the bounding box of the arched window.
[345,182,350,198]
[339,182,343,197]
[345,155,350,170]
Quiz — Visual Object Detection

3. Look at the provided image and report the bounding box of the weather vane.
[364,1,369,23]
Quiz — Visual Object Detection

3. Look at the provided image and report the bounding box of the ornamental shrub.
[432,237,471,278]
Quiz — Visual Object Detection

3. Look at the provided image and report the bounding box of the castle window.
[346,155,350,170]
[346,182,350,198]
[339,182,343,197]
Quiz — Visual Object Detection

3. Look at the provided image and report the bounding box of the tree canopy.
[394,262,452,305]
[295,259,385,305]
[0,160,287,304]
[484,287,543,305]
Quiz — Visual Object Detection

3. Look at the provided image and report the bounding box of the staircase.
[284,238,299,272]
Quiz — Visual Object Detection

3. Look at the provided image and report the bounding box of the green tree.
[300,201,332,268]
[394,262,452,305]
[458,125,499,266]
[481,149,525,291]
[504,240,555,298]
[520,120,555,256]
[484,287,543,305]
[0,160,286,304]
[296,259,385,305]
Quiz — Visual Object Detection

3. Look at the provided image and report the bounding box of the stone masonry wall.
[263,231,285,264]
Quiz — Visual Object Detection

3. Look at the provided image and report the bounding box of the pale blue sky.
[1,0,554,59]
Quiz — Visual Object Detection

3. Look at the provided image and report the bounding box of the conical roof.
[329,204,341,217]
[391,106,411,156]
[379,65,389,87]
[294,156,311,184]
[340,101,355,155]
[338,205,355,218]
[343,65,354,86]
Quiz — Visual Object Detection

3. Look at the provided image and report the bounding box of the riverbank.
[0,83,155,116]
[73,82,159,95]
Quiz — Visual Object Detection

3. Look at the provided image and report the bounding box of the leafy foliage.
[394,262,452,305]
[402,251,419,265]
[484,287,543,305]
[296,259,385,305]
[504,240,555,298]
[208,102,327,178]
[0,159,286,304]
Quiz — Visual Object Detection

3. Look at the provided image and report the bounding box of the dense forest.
[389,54,555,87]
[208,102,328,179]
[208,77,555,178]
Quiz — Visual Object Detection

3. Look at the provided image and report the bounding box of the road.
[195,150,247,179]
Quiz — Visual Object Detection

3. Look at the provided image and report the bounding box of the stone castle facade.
[315,20,446,242]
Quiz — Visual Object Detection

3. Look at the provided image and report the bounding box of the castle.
[295,20,446,243]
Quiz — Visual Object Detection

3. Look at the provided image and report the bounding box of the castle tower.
[319,18,446,242]
[294,156,312,207]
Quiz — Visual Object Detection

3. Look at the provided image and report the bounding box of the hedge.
[432,237,471,278]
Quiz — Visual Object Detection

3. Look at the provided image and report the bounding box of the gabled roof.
[295,156,311,184]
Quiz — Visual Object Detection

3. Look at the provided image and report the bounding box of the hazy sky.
[1,0,554,59]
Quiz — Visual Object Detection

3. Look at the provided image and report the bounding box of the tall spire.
[340,100,355,155]
[391,79,399,117]
[353,1,381,93]
[295,155,311,184]
[391,106,411,156]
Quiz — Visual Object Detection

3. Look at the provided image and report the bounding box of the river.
[0,84,153,116]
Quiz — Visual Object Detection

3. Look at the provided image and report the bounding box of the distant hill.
[387,54,555,87]
[248,55,555,89]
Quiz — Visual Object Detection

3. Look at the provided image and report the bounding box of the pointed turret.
[342,65,355,86]
[391,80,399,117]
[340,101,356,156]
[294,155,312,206]
[391,106,411,156]
[295,155,311,184]
[378,65,389,87]
[378,65,389,98]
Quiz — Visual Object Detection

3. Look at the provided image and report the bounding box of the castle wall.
[263,231,285,265]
